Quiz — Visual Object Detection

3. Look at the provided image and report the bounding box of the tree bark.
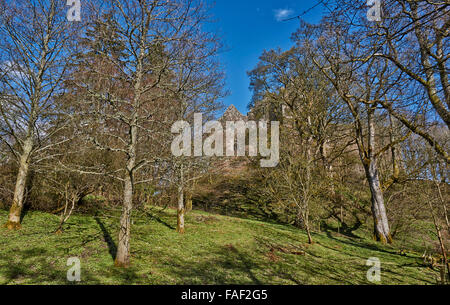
[177,183,185,234]
[115,122,137,267]
[435,181,449,233]
[115,171,134,267]
[304,211,313,244]
[363,107,392,244]
[427,200,450,281]
[5,139,33,230]
[364,160,392,244]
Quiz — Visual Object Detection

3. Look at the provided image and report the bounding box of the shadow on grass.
[0,247,99,284]
[19,207,29,223]
[144,209,175,230]
[321,221,362,239]
[165,241,309,285]
[192,176,283,225]
[94,217,117,261]
[320,226,396,257]
[166,244,264,284]
[316,234,438,284]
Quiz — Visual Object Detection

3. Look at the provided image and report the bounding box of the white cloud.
[0,61,26,80]
[274,8,294,21]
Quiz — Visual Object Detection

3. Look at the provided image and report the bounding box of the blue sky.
[207,0,326,115]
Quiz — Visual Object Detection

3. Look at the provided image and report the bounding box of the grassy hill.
[0,208,441,285]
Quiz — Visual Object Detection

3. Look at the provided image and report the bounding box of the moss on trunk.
[4,202,22,230]
[114,258,130,268]
[3,220,21,230]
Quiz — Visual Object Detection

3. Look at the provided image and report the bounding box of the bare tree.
[326,0,449,163]
[166,16,225,233]
[374,1,449,164]
[294,16,407,243]
[248,46,351,243]
[72,0,224,267]
[0,0,80,229]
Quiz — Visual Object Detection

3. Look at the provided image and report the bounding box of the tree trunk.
[115,109,137,267]
[5,139,33,230]
[296,209,313,244]
[115,172,134,267]
[177,183,185,234]
[436,225,450,282]
[427,200,450,282]
[365,160,392,244]
[304,117,313,245]
[305,214,313,244]
[55,192,77,234]
[435,181,449,232]
[363,107,392,244]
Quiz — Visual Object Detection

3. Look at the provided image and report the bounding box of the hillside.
[0,208,441,285]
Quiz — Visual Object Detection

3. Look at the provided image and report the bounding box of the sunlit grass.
[0,208,440,285]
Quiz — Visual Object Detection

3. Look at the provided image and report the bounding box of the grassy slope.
[0,208,440,285]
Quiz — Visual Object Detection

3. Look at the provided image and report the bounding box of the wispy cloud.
[0,61,26,80]
[274,8,294,21]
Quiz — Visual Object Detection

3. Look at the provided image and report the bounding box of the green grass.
[0,208,441,285]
